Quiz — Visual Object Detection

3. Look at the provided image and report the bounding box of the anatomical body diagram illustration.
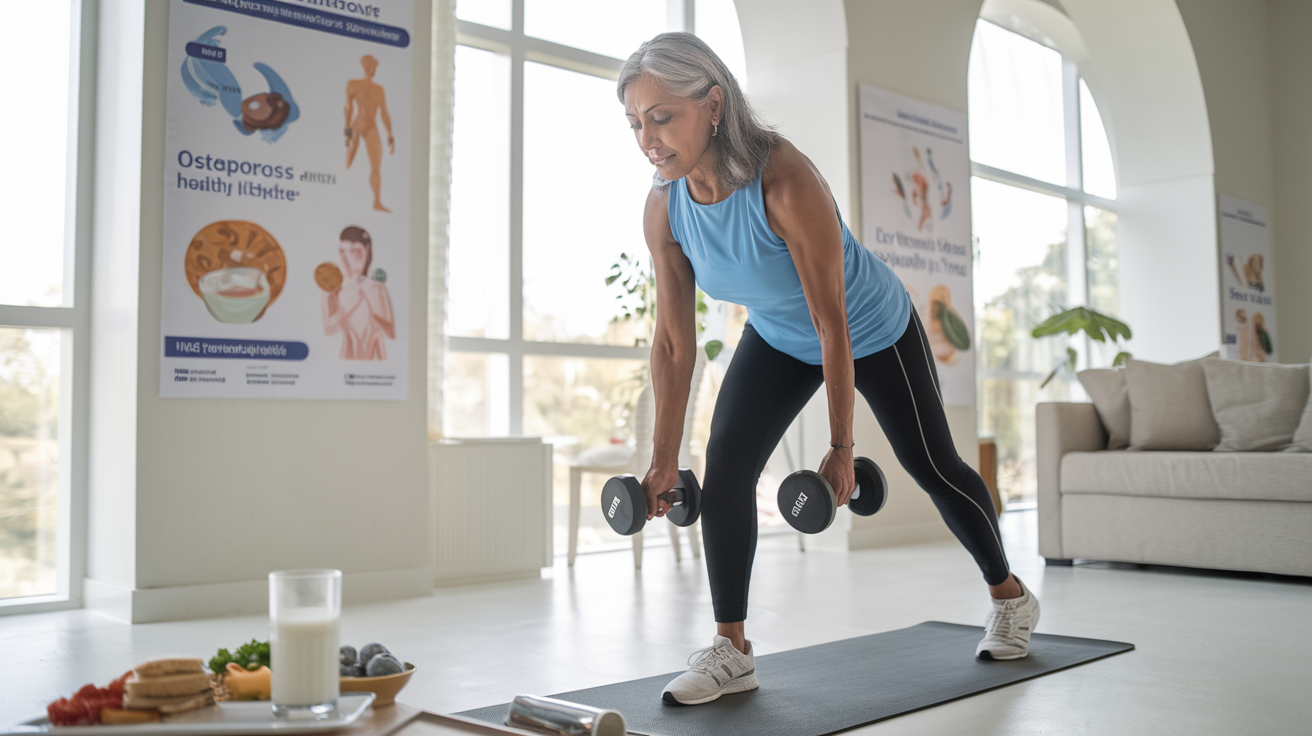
[185,220,287,324]
[318,226,395,360]
[892,146,953,233]
[345,56,396,213]
[181,26,300,142]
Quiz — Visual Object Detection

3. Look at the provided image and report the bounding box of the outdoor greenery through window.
[968,18,1118,508]
[448,0,753,554]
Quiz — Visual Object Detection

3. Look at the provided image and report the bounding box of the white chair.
[568,352,706,568]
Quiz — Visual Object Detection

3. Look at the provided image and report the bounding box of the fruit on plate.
[339,645,358,667]
[46,673,131,725]
[341,643,406,678]
[223,663,271,701]
[358,643,389,666]
[365,655,404,677]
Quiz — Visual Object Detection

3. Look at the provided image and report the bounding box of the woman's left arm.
[762,141,856,506]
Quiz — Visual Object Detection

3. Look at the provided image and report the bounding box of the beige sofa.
[1036,402,1312,577]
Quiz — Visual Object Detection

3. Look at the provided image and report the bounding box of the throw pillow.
[1203,360,1311,451]
[1289,364,1312,452]
[1125,352,1220,451]
[1077,368,1130,450]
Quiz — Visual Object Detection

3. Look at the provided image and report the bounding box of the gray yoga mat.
[458,621,1134,736]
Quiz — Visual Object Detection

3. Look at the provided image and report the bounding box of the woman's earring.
[713,122,719,137]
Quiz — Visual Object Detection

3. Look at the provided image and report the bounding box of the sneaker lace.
[985,601,1020,640]
[687,644,734,672]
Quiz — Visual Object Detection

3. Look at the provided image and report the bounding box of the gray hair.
[617,32,778,191]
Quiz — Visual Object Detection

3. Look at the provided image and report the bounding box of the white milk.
[271,607,340,707]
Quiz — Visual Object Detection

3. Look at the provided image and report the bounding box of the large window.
[0,0,90,610]
[968,19,1118,508]
[448,0,749,553]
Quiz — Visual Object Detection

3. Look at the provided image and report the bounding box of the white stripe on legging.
[893,343,1010,574]
[912,310,943,405]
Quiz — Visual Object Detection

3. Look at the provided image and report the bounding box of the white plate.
[5,693,376,736]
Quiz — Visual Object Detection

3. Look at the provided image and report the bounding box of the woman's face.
[340,239,369,277]
[623,75,721,182]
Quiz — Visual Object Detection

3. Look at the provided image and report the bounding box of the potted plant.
[1031,306,1132,388]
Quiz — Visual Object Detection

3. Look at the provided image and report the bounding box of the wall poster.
[858,85,974,407]
[161,0,413,399]
[1218,195,1276,362]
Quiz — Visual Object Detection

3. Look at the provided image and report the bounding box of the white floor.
[4,511,1310,734]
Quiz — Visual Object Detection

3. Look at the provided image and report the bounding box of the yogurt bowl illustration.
[199,267,271,324]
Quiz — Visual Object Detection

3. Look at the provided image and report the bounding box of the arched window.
[446,0,746,551]
[968,17,1118,508]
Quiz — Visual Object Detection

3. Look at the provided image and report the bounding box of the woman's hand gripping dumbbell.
[777,456,888,534]
[601,467,703,536]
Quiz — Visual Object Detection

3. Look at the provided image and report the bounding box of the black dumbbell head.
[601,475,645,536]
[849,457,888,517]
[665,468,703,527]
[778,470,837,534]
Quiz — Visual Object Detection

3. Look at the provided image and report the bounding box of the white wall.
[85,1,434,623]
[87,0,145,592]
[1267,0,1312,363]
[1060,0,1219,362]
[842,0,984,550]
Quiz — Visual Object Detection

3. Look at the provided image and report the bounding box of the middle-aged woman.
[619,33,1040,706]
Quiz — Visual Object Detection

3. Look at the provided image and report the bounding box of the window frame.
[450,0,697,436]
[0,0,95,615]
[970,25,1118,383]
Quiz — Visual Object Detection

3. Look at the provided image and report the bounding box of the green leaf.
[704,340,724,361]
[1257,325,1274,355]
[605,274,620,286]
[1031,307,1132,344]
[1066,347,1078,372]
[936,302,972,351]
[1112,351,1131,368]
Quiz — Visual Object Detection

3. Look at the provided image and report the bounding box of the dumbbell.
[600,469,703,536]
[778,457,888,534]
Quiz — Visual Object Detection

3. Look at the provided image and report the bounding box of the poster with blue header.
[160,0,412,399]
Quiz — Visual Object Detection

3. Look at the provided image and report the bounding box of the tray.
[5,693,376,736]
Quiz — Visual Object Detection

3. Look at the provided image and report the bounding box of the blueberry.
[339,645,357,667]
[358,643,389,666]
[365,654,403,677]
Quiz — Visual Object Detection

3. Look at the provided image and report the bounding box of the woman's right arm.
[642,186,698,521]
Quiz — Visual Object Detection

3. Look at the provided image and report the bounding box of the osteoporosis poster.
[1219,195,1277,363]
[160,0,412,399]
[858,85,974,407]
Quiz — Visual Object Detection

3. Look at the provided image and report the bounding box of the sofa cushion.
[1077,368,1130,450]
[1203,359,1310,451]
[1060,451,1312,503]
[1290,363,1312,453]
[1126,353,1220,451]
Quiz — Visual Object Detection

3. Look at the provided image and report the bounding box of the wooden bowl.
[340,663,415,707]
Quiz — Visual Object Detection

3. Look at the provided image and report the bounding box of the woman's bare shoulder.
[760,138,827,209]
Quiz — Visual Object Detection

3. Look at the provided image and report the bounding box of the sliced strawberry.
[107,671,132,698]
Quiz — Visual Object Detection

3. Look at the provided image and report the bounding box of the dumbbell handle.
[657,488,687,506]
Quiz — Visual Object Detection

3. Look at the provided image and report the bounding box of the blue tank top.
[667,175,910,364]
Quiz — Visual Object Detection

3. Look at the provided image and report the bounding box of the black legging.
[700,308,1011,623]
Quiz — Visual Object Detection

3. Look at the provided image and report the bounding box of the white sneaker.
[976,577,1041,661]
[661,635,759,705]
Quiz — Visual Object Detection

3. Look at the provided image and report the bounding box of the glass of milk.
[269,569,341,718]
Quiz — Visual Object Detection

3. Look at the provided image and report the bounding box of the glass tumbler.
[269,569,341,718]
